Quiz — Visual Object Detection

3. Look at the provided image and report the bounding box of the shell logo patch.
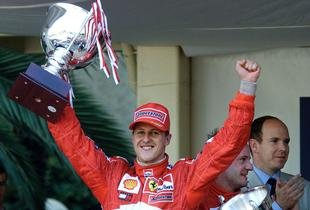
[124,179,138,190]
[118,173,141,194]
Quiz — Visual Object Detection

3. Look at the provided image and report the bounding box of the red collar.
[134,154,170,178]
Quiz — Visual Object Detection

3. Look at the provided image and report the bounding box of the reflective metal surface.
[219,186,271,210]
[41,3,100,74]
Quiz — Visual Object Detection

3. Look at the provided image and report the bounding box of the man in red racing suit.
[197,144,253,209]
[48,59,261,209]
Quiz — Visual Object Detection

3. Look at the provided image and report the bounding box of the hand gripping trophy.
[8,0,119,122]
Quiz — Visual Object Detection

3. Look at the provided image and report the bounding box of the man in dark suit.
[246,116,310,210]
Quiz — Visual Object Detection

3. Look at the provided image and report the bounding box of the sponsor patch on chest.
[143,173,174,193]
[143,169,154,177]
[148,192,174,204]
[118,191,133,201]
[118,173,141,194]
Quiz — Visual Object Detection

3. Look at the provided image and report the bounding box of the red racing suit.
[198,182,239,209]
[48,92,254,210]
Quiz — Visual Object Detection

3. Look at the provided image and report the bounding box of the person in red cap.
[128,102,171,166]
[48,59,261,209]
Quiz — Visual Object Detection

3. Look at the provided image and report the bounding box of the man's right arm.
[47,105,113,203]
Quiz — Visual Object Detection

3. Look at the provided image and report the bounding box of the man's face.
[218,145,253,191]
[132,123,171,166]
[0,173,6,203]
[251,119,290,175]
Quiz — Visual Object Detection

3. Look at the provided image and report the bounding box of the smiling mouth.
[140,146,154,150]
[240,171,249,177]
[241,174,248,178]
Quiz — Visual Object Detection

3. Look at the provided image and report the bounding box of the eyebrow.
[269,137,290,142]
[239,155,250,159]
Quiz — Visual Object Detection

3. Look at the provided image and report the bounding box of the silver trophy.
[41,3,100,76]
[219,186,272,210]
[8,2,116,122]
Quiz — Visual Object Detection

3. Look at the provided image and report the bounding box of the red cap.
[129,102,170,132]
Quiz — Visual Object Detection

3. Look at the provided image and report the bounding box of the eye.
[284,138,290,145]
[270,138,277,143]
[150,130,161,137]
[134,130,145,137]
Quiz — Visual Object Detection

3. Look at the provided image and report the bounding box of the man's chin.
[272,165,284,172]
[137,156,154,165]
[240,178,248,186]
[275,161,286,169]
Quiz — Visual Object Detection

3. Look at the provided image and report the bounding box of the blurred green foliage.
[0,47,135,210]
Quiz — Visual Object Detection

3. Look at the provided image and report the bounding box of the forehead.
[134,122,158,130]
[261,119,289,138]
[238,145,251,157]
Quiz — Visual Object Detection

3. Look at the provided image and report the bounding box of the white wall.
[191,47,310,174]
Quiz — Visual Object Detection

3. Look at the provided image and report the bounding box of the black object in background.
[300,97,310,180]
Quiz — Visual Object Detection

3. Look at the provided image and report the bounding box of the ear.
[249,138,258,153]
[165,134,172,146]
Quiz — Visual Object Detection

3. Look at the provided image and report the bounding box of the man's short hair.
[250,115,281,142]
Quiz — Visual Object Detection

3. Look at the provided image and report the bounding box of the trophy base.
[7,63,71,122]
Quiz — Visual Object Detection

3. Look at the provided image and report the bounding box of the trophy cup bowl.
[41,3,100,70]
[219,186,271,210]
[8,3,100,122]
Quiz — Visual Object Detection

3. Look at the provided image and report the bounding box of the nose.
[246,161,253,171]
[141,134,151,142]
[278,141,289,152]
